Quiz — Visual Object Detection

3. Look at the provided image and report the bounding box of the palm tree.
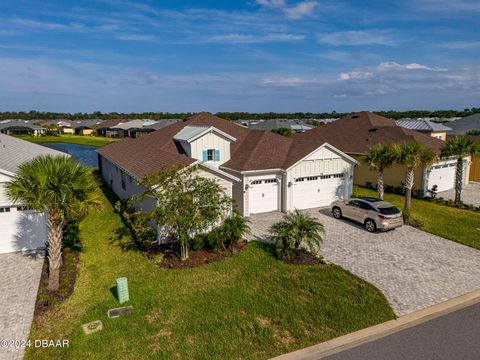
[441,137,479,206]
[394,142,437,219]
[6,155,101,291]
[364,143,397,200]
[269,210,324,260]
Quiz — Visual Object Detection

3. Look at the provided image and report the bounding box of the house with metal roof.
[97,112,358,231]
[0,134,67,254]
[235,119,314,133]
[0,120,45,137]
[395,119,452,140]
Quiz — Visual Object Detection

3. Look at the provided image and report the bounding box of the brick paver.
[437,182,480,207]
[250,209,480,316]
[0,251,44,360]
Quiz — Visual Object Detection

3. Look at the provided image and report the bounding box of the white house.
[97,113,358,223]
[0,134,67,254]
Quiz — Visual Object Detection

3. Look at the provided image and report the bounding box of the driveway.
[437,182,480,207]
[0,251,44,360]
[250,209,480,316]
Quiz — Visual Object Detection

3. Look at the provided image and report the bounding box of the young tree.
[441,137,479,206]
[364,143,397,200]
[394,142,436,219]
[142,164,232,261]
[271,128,294,137]
[269,210,324,260]
[6,156,101,291]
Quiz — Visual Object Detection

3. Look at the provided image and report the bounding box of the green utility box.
[116,277,130,304]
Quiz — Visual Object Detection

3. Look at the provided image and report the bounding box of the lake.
[39,143,99,168]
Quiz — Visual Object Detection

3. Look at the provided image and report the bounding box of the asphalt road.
[324,302,480,360]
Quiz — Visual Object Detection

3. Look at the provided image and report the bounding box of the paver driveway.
[437,182,480,207]
[0,251,44,360]
[250,208,480,316]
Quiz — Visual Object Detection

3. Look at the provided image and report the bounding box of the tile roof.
[0,133,67,174]
[294,112,446,155]
[395,119,451,132]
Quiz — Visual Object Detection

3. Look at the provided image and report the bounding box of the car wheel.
[332,207,342,219]
[364,219,376,232]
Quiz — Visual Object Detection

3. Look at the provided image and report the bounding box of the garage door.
[292,173,346,210]
[0,206,47,254]
[428,163,456,192]
[248,178,279,214]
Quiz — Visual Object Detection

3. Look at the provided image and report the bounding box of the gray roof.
[234,119,314,132]
[395,119,451,132]
[71,119,102,129]
[0,120,44,131]
[144,119,183,130]
[447,114,480,135]
[111,119,146,130]
[173,125,236,142]
[0,134,67,174]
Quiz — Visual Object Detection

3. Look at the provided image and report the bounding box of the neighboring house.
[235,119,314,133]
[395,119,451,140]
[98,113,358,232]
[91,119,125,137]
[447,114,480,135]
[0,134,66,254]
[128,119,183,138]
[295,112,470,193]
[72,119,102,135]
[0,120,45,136]
[57,120,75,134]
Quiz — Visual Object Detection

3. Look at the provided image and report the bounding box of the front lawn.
[27,184,395,360]
[21,135,117,147]
[353,185,480,250]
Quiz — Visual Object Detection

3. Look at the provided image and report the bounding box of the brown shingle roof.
[294,111,445,155]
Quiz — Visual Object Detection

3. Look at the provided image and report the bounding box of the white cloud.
[437,41,480,50]
[377,61,447,72]
[256,0,285,8]
[115,34,156,41]
[338,71,373,81]
[260,76,320,87]
[318,30,395,46]
[284,1,318,19]
[204,33,305,43]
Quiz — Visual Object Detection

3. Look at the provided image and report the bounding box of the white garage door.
[293,173,346,210]
[248,178,279,214]
[0,206,47,254]
[428,163,456,192]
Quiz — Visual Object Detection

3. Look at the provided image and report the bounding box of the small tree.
[6,156,101,291]
[394,142,436,219]
[269,210,324,260]
[142,164,232,261]
[442,137,479,206]
[271,128,294,137]
[364,143,397,200]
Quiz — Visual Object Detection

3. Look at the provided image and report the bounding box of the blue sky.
[0,0,479,113]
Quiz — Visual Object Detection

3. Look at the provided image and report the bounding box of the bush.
[412,189,425,199]
[365,181,375,190]
[63,220,81,251]
[114,200,156,250]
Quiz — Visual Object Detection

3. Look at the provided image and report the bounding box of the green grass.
[20,135,117,147]
[353,185,480,250]
[27,185,395,360]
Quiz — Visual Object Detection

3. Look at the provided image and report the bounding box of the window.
[17,206,32,211]
[264,179,277,184]
[121,171,126,190]
[358,201,373,211]
[207,149,215,161]
[251,180,262,185]
[332,173,345,178]
[0,207,11,213]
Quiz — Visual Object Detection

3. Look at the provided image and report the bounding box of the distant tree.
[271,128,294,137]
[442,137,479,205]
[466,129,480,136]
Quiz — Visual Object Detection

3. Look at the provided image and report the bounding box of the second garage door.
[292,173,346,210]
[248,178,279,214]
[428,163,456,192]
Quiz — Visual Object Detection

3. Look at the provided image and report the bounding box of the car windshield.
[378,206,400,215]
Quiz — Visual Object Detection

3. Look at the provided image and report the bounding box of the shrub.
[63,220,81,251]
[412,189,425,199]
[221,213,250,250]
[365,181,375,190]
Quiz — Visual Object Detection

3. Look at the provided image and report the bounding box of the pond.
[39,143,98,168]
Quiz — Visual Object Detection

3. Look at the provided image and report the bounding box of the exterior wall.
[189,132,231,165]
[62,128,74,134]
[80,129,94,136]
[430,131,447,141]
[470,155,480,182]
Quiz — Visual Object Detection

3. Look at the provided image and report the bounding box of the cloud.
[436,41,480,50]
[284,1,318,19]
[377,61,447,72]
[203,33,305,43]
[260,76,321,87]
[338,71,373,81]
[115,34,156,41]
[256,0,285,8]
[414,0,480,12]
[317,30,396,46]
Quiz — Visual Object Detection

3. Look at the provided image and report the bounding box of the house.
[0,120,45,137]
[91,119,125,137]
[0,134,66,254]
[295,112,470,193]
[447,113,480,135]
[235,119,314,133]
[128,119,183,138]
[395,119,451,140]
[73,119,102,135]
[97,113,358,227]
[57,120,75,134]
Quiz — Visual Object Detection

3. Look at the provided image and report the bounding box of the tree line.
[0,108,479,121]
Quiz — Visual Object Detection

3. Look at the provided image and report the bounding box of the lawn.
[27,184,395,360]
[353,185,480,250]
[21,135,117,147]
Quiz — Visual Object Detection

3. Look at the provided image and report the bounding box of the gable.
[304,146,343,161]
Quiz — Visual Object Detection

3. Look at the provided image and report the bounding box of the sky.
[0,0,479,113]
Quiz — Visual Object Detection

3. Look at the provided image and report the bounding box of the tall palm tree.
[269,210,324,260]
[442,137,479,206]
[6,155,101,291]
[394,142,437,219]
[364,143,397,200]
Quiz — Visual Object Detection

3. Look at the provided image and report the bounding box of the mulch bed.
[34,250,80,316]
[147,240,247,269]
[285,250,325,266]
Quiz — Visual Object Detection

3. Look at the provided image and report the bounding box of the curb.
[271,288,480,360]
